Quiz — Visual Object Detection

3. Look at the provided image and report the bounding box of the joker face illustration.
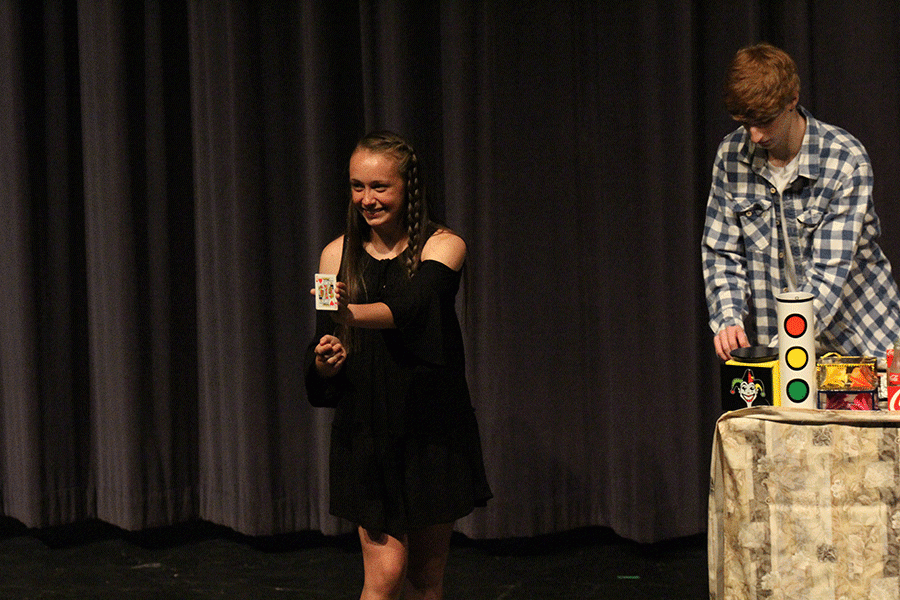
[731,369,765,408]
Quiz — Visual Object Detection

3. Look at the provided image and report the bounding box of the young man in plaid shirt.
[702,43,900,362]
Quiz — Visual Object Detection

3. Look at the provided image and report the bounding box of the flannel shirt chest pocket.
[732,194,773,254]
[794,202,826,259]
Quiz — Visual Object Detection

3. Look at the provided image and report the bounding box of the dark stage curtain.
[2,0,899,543]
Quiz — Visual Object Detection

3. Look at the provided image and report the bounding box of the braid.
[404,151,423,276]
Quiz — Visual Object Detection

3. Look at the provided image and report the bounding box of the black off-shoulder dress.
[305,250,492,537]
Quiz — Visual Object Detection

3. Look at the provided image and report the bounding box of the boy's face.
[737,97,797,152]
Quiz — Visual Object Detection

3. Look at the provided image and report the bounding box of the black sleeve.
[380,260,461,365]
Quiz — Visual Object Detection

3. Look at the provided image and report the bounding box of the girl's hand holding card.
[312,275,352,326]
[331,281,352,325]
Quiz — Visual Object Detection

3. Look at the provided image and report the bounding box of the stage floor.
[0,520,706,599]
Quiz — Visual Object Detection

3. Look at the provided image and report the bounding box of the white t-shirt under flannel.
[770,152,801,291]
[701,107,900,356]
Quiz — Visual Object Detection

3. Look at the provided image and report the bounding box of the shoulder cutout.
[421,229,466,271]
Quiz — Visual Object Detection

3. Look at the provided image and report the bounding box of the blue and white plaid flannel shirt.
[702,107,900,356]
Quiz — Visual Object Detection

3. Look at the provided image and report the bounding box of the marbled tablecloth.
[709,407,900,599]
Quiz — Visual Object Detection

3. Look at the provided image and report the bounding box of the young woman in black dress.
[306,131,491,600]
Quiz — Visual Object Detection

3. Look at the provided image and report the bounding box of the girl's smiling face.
[349,149,406,232]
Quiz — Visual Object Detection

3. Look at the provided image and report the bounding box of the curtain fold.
[2,0,899,543]
[0,1,41,524]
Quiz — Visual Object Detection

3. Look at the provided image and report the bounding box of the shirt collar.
[739,106,820,183]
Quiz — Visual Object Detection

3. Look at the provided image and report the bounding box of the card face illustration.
[315,274,338,311]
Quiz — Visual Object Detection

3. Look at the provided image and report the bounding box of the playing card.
[315,274,338,311]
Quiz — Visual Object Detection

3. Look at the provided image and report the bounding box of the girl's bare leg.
[403,522,455,600]
[359,527,408,600]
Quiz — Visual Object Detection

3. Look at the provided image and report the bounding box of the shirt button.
[745,210,753,217]
[779,251,785,259]
[770,187,777,194]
